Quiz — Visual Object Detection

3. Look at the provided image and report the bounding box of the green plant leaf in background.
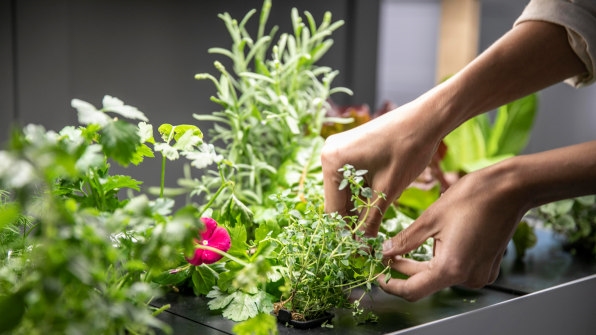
[441,93,537,174]
[232,312,278,335]
[488,93,537,156]
[441,117,487,172]
[99,120,141,166]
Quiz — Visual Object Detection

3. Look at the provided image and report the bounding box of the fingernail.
[382,239,392,253]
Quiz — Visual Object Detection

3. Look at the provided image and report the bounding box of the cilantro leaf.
[102,175,142,193]
[99,120,140,166]
[207,288,271,322]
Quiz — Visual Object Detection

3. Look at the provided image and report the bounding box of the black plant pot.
[276,309,334,329]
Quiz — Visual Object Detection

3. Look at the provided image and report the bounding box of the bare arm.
[422,20,587,139]
[379,141,596,301]
[322,20,587,237]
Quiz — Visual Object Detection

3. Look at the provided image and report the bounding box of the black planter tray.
[276,309,334,329]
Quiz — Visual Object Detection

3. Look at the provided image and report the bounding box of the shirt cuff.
[514,0,596,87]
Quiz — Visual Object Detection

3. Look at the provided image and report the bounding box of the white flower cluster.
[71,95,148,126]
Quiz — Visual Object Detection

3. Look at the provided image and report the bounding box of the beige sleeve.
[514,0,596,87]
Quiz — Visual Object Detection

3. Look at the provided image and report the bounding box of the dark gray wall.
[1,0,379,190]
[0,1,15,139]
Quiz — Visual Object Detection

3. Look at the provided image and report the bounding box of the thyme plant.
[270,165,390,322]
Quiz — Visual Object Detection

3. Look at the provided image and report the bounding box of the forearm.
[494,141,596,212]
[422,20,587,139]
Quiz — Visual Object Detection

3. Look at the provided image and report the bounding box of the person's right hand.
[321,100,444,237]
[377,161,526,301]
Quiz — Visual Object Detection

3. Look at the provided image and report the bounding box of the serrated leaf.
[207,287,236,310]
[102,175,142,193]
[99,120,140,166]
[227,224,248,258]
[102,95,148,122]
[129,143,155,165]
[221,291,259,321]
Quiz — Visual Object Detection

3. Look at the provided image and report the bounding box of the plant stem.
[195,244,248,267]
[160,155,166,198]
[198,178,232,218]
[151,303,171,316]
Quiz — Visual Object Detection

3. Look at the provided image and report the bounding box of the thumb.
[382,219,433,257]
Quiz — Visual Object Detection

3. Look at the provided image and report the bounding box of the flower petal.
[208,226,231,252]
[200,217,218,240]
[201,249,224,264]
[187,248,205,266]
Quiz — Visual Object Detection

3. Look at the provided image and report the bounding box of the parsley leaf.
[99,120,140,166]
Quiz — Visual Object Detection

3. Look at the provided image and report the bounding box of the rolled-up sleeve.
[514,0,596,87]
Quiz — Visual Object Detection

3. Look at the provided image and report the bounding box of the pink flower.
[187,217,231,266]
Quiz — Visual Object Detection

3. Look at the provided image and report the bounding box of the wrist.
[485,142,596,211]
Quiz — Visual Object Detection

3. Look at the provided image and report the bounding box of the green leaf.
[512,220,537,259]
[0,293,26,333]
[232,313,278,335]
[129,143,155,165]
[398,186,441,214]
[152,269,190,287]
[488,94,537,156]
[102,175,142,193]
[221,291,261,321]
[207,287,236,310]
[460,154,513,173]
[99,120,141,166]
[192,265,217,295]
[0,203,20,230]
[217,270,237,293]
[442,117,487,172]
[227,224,248,258]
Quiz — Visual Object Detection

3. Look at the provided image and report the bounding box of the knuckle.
[436,260,469,285]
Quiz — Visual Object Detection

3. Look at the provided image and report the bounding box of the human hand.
[321,101,444,237]
[377,162,526,301]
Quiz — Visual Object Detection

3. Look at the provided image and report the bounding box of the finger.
[377,269,451,302]
[385,255,429,277]
[382,217,435,257]
[321,158,352,217]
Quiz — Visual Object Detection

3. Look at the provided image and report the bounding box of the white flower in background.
[137,122,154,143]
[182,143,223,169]
[0,151,35,188]
[23,124,58,146]
[154,143,179,160]
[59,126,84,147]
[72,98,111,126]
[72,96,148,126]
[75,144,104,172]
[172,129,201,151]
[102,95,148,122]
